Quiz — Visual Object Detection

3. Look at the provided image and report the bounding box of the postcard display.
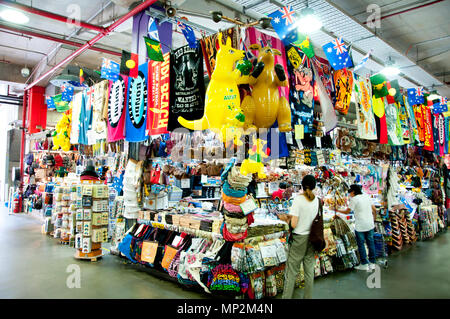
[73,182,109,260]
[52,186,73,243]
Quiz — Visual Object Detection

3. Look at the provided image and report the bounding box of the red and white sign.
[147,52,170,136]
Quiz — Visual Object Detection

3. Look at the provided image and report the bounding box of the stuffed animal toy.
[335,128,352,153]
[240,138,268,178]
[177,33,253,145]
[239,44,291,132]
[52,110,72,152]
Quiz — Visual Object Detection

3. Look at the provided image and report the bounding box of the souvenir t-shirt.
[285,45,315,133]
[413,104,425,142]
[168,45,206,131]
[125,62,148,142]
[70,92,84,145]
[107,75,128,142]
[349,194,375,232]
[353,74,376,140]
[404,96,419,144]
[92,80,109,140]
[289,195,319,235]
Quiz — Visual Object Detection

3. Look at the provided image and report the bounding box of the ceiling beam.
[0,0,107,33]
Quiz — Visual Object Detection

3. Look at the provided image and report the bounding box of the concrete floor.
[0,207,449,299]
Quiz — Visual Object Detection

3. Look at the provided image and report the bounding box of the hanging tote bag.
[161,245,179,271]
[167,238,191,278]
[150,165,161,184]
[308,199,325,252]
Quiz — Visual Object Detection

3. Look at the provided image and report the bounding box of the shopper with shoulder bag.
[277,175,323,299]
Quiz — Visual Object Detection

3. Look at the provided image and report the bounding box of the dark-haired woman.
[278,175,319,299]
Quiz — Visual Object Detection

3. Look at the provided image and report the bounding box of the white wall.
[0,104,19,201]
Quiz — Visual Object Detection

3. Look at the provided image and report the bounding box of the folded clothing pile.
[123,159,143,219]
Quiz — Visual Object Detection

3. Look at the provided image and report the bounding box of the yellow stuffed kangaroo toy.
[240,44,291,132]
[177,33,254,143]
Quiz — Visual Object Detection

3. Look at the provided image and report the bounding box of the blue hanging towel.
[125,62,149,142]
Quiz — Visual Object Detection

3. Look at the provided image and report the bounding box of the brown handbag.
[308,199,325,252]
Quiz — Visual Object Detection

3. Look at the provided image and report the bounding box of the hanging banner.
[432,113,445,156]
[131,11,172,66]
[312,56,335,104]
[333,68,353,115]
[107,74,128,142]
[168,45,206,131]
[372,96,388,144]
[398,100,411,144]
[385,99,404,146]
[285,44,315,133]
[201,27,240,78]
[413,104,425,142]
[404,96,419,144]
[313,62,337,133]
[125,63,148,142]
[353,74,377,140]
[70,92,83,145]
[147,52,170,136]
[92,80,109,141]
[423,104,434,152]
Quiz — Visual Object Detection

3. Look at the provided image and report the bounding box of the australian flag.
[46,96,55,110]
[322,37,353,70]
[407,87,425,105]
[101,58,120,81]
[268,5,298,44]
[177,21,197,49]
[433,96,448,114]
[61,85,74,102]
[354,49,372,72]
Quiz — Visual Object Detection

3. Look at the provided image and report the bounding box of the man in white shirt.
[336,184,377,271]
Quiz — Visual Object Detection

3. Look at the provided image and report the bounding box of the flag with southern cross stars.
[61,85,74,102]
[46,96,56,110]
[177,21,198,49]
[407,87,425,105]
[322,37,353,70]
[432,96,448,114]
[101,58,120,81]
[268,5,298,43]
[147,17,159,42]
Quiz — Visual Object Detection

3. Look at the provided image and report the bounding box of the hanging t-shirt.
[92,80,109,141]
[444,111,450,154]
[404,96,419,144]
[265,121,289,159]
[84,86,96,145]
[312,60,337,133]
[78,90,91,145]
[398,100,411,144]
[285,45,315,133]
[70,92,83,145]
[372,96,388,144]
[168,45,205,131]
[107,74,128,142]
[125,63,148,142]
[353,74,376,140]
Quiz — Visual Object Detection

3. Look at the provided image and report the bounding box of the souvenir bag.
[333,69,353,115]
[309,199,325,252]
[150,165,161,184]
[141,230,159,265]
[285,44,315,133]
[161,244,179,271]
[167,239,190,278]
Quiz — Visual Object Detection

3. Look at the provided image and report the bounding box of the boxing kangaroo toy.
[240,44,292,132]
[177,33,254,143]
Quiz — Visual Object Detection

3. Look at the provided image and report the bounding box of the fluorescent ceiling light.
[296,7,322,33]
[0,9,29,24]
[381,66,400,77]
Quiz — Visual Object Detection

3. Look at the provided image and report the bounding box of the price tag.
[286,131,293,144]
[295,124,304,140]
[201,175,208,184]
[181,178,190,189]
[296,139,303,149]
[316,136,322,148]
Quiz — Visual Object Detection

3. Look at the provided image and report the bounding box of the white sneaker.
[369,263,376,270]
[354,264,369,271]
